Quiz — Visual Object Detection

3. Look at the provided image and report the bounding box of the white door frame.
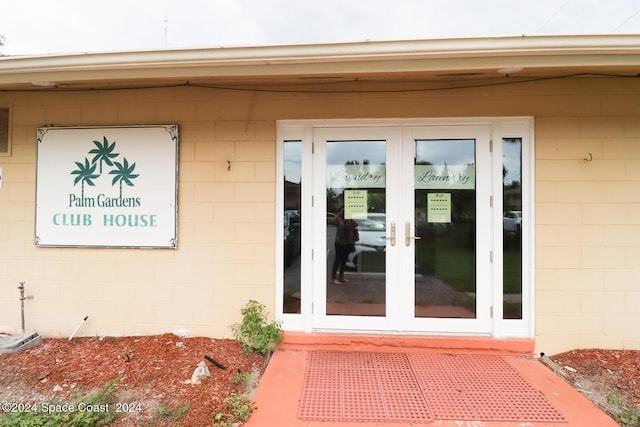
[275,118,535,338]
[312,126,401,331]
[398,125,492,334]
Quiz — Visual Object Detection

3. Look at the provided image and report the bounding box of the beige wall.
[1,88,277,338]
[1,76,639,354]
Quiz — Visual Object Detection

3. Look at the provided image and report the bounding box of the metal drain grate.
[298,351,566,423]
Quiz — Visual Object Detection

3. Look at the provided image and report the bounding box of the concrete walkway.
[246,334,619,427]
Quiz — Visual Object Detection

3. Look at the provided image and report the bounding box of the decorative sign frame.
[35,125,179,248]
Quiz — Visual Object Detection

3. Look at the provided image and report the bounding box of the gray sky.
[1,0,639,56]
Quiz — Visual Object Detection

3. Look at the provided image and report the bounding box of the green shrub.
[212,393,255,427]
[225,394,254,422]
[231,300,283,354]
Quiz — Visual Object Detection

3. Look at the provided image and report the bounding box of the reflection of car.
[503,210,522,232]
[346,213,386,270]
[284,210,301,267]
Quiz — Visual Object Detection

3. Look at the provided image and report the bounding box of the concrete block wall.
[0,87,276,338]
[534,89,640,353]
[1,76,639,354]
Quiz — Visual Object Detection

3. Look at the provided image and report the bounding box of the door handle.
[405,222,421,246]
[382,222,396,246]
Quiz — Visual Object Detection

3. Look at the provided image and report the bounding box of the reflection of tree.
[463,162,474,178]
[327,188,342,213]
[445,163,475,225]
[284,179,301,210]
[503,138,522,211]
[505,180,521,190]
[503,138,521,186]
[367,189,385,213]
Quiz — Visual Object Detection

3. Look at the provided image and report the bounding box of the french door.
[312,125,492,333]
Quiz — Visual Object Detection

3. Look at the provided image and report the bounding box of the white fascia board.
[1,34,640,86]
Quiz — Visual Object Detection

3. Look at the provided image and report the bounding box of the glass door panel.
[326,140,387,317]
[282,140,302,314]
[503,138,523,319]
[312,124,492,333]
[400,126,491,334]
[413,139,477,319]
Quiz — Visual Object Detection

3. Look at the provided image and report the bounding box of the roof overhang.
[1,34,639,91]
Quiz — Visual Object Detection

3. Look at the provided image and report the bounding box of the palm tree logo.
[71,158,100,199]
[89,136,119,174]
[109,158,139,198]
[70,136,140,198]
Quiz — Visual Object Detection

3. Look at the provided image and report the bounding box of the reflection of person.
[331,208,358,285]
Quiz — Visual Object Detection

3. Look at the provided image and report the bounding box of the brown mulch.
[549,349,640,425]
[0,334,263,426]
[2,335,640,426]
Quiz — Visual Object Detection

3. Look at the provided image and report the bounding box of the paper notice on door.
[344,190,368,219]
[427,193,451,223]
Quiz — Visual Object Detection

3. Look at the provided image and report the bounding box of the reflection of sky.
[327,140,386,165]
[503,139,522,185]
[415,139,475,165]
[284,140,301,183]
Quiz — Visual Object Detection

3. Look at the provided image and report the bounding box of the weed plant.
[231,300,283,354]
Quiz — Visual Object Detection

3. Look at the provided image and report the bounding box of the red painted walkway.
[245,334,619,427]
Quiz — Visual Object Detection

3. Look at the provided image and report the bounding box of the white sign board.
[35,126,179,248]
